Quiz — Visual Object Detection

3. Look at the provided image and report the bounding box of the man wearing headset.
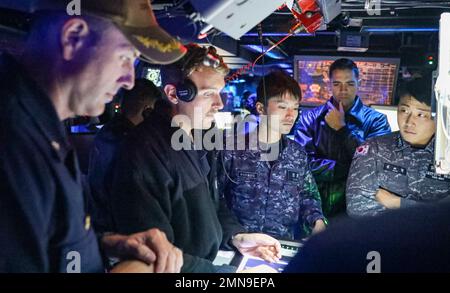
[109,44,281,273]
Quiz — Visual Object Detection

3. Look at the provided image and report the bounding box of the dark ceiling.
[1,1,450,72]
[151,0,450,72]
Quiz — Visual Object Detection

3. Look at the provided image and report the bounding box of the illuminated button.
[51,141,60,152]
[84,215,91,230]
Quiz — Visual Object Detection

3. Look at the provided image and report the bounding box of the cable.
[257,23,267,107]
[251,34,292,69]
[221,151,239,184]
[226,22,302,82]
[251,22,302,70]
[206,29,224,45]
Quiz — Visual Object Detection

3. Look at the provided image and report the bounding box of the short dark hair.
[256,71,302,105]
[398,78,432,107]
[121,79,162,117]
[329,58,359,79]
[160,43,229,86]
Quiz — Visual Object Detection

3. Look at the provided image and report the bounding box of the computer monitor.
[370,104,399,132]
[294,56,400,107]
[143,67,162,87]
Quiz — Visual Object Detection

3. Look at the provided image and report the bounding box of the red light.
[198,33,208,40]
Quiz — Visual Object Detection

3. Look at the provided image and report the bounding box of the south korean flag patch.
[354,144,369,158]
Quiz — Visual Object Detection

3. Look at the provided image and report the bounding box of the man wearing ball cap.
[0,0,185,272]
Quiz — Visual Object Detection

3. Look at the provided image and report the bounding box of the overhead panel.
[190,0,286,39]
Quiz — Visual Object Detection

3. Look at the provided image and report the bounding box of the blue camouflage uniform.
[218,135,326,240]
[346,132,450,218]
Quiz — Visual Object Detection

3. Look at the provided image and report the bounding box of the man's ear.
[164,84,179,105]
[256,102,265,115]
[61,18,90,61]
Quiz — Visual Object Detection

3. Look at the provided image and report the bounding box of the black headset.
[175,78,198,103]
[175,48,221,103]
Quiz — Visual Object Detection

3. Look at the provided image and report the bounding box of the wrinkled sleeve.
[336,125,365,159]
[87,140,116,234]
[346,142,386,218]
[0,134,54,272]
[217,198,246,250]
[295,112,348,182]
[110,141,217,273]
[299,160,327,234]
[401,194,450,209]
[366,113,392,140]
[213,151,246,250]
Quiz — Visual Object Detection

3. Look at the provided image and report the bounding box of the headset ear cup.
[176,79,197,102]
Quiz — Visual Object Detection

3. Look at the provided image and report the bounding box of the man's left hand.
[311,219,326,235]
[232,233,281,263]
[376,188,401,209]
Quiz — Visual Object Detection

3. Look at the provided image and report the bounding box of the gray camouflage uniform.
[346,132,450,218]
[218,135,326,240]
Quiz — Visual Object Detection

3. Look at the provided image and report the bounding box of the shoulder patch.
[354,144,370,158]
